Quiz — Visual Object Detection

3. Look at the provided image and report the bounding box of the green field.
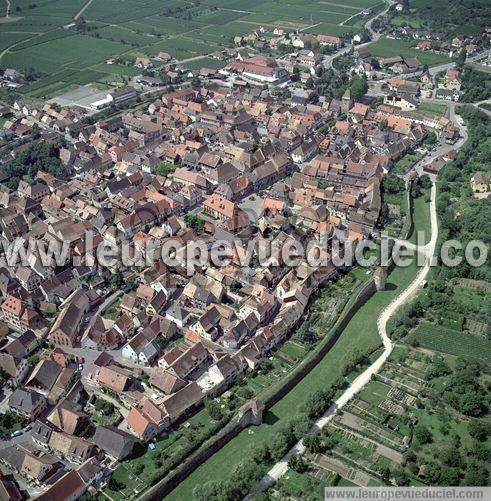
[414,102,448,117]
[405,323,491,360]
[1,0,382,98]
[367,37,450,67]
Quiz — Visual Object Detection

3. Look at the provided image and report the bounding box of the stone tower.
[374,266,387,291]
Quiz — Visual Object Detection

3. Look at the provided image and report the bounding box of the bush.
[414,424,432,444]
[468,421,489,442]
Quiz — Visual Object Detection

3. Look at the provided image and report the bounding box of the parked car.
[10,430,22,438]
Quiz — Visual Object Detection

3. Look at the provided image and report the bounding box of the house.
[0,471,23,500]
[165,303,190,329]
[149,368,186,395]
[48,431,95,463]
[25,360,63,395]
[97,364,133,393]
[48,302,85,347]
[34,469,87,501]
[166,342,209,379]
[158,381,203,423]
[291,142,318,163]
[0,352,29,387]
[135,57,153,69]
[122,332,159,365]
[47,399,89,435]
[384,94,418,111]
[317,34,341,47]
[1,296,42,332]
[8,388,47,421]
[206,355,242,390]
[0,446,62,485]
[126,397,168,441]
[157,52,171,62]
[92,425,138,460]
[435,88,459,101]
[444,68,462,92]
[470,172,489,194]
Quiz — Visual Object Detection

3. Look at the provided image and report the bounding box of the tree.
[251,442,270,464]
[109,271,124,289]
[304,434,324,453]
[191,76,201,89]
[288,455,308,473]
[205,398,223,421]
[107,477,124,492]
[454,48,467,70]
[383,174,405,194]
[184,214,205,233]
[468,420,489,442]
[393,469,409,486]
[268,432,289,461]
[463,461,489,486]
[155,162,176,176]
[419,174,432,190]
[2,141,67,190]
[349,76,368,101]
[424,130,438,145]
[192,480,224,500]
[414,424,432,444]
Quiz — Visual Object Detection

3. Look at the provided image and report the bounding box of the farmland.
[273,345,490,496]
[404,323,490,360]
[0,0,381,99]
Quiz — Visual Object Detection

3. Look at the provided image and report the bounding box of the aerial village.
[0,17,489,500]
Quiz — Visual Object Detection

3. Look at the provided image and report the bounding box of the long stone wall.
[141,279,377,501]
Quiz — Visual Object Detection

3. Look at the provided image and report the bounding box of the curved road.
[247,167,442,498]
[325,0,394,69]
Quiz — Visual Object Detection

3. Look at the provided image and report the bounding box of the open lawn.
[414,102,448,117]
[367,37,450,67]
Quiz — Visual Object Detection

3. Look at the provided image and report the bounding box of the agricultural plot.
[1,0,380,98]
[404,323,490,360]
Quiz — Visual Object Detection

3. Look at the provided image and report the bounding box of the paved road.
[82,289,123,338]
[74,0,94,20]
[324,0,394,70]
[428,48,491,85]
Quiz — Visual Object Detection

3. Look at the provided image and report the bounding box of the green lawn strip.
[90,63,144,76]
[391,152,423,177]
[184,57,227,70]
[407,189,430,245]
[165,258,421,500]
